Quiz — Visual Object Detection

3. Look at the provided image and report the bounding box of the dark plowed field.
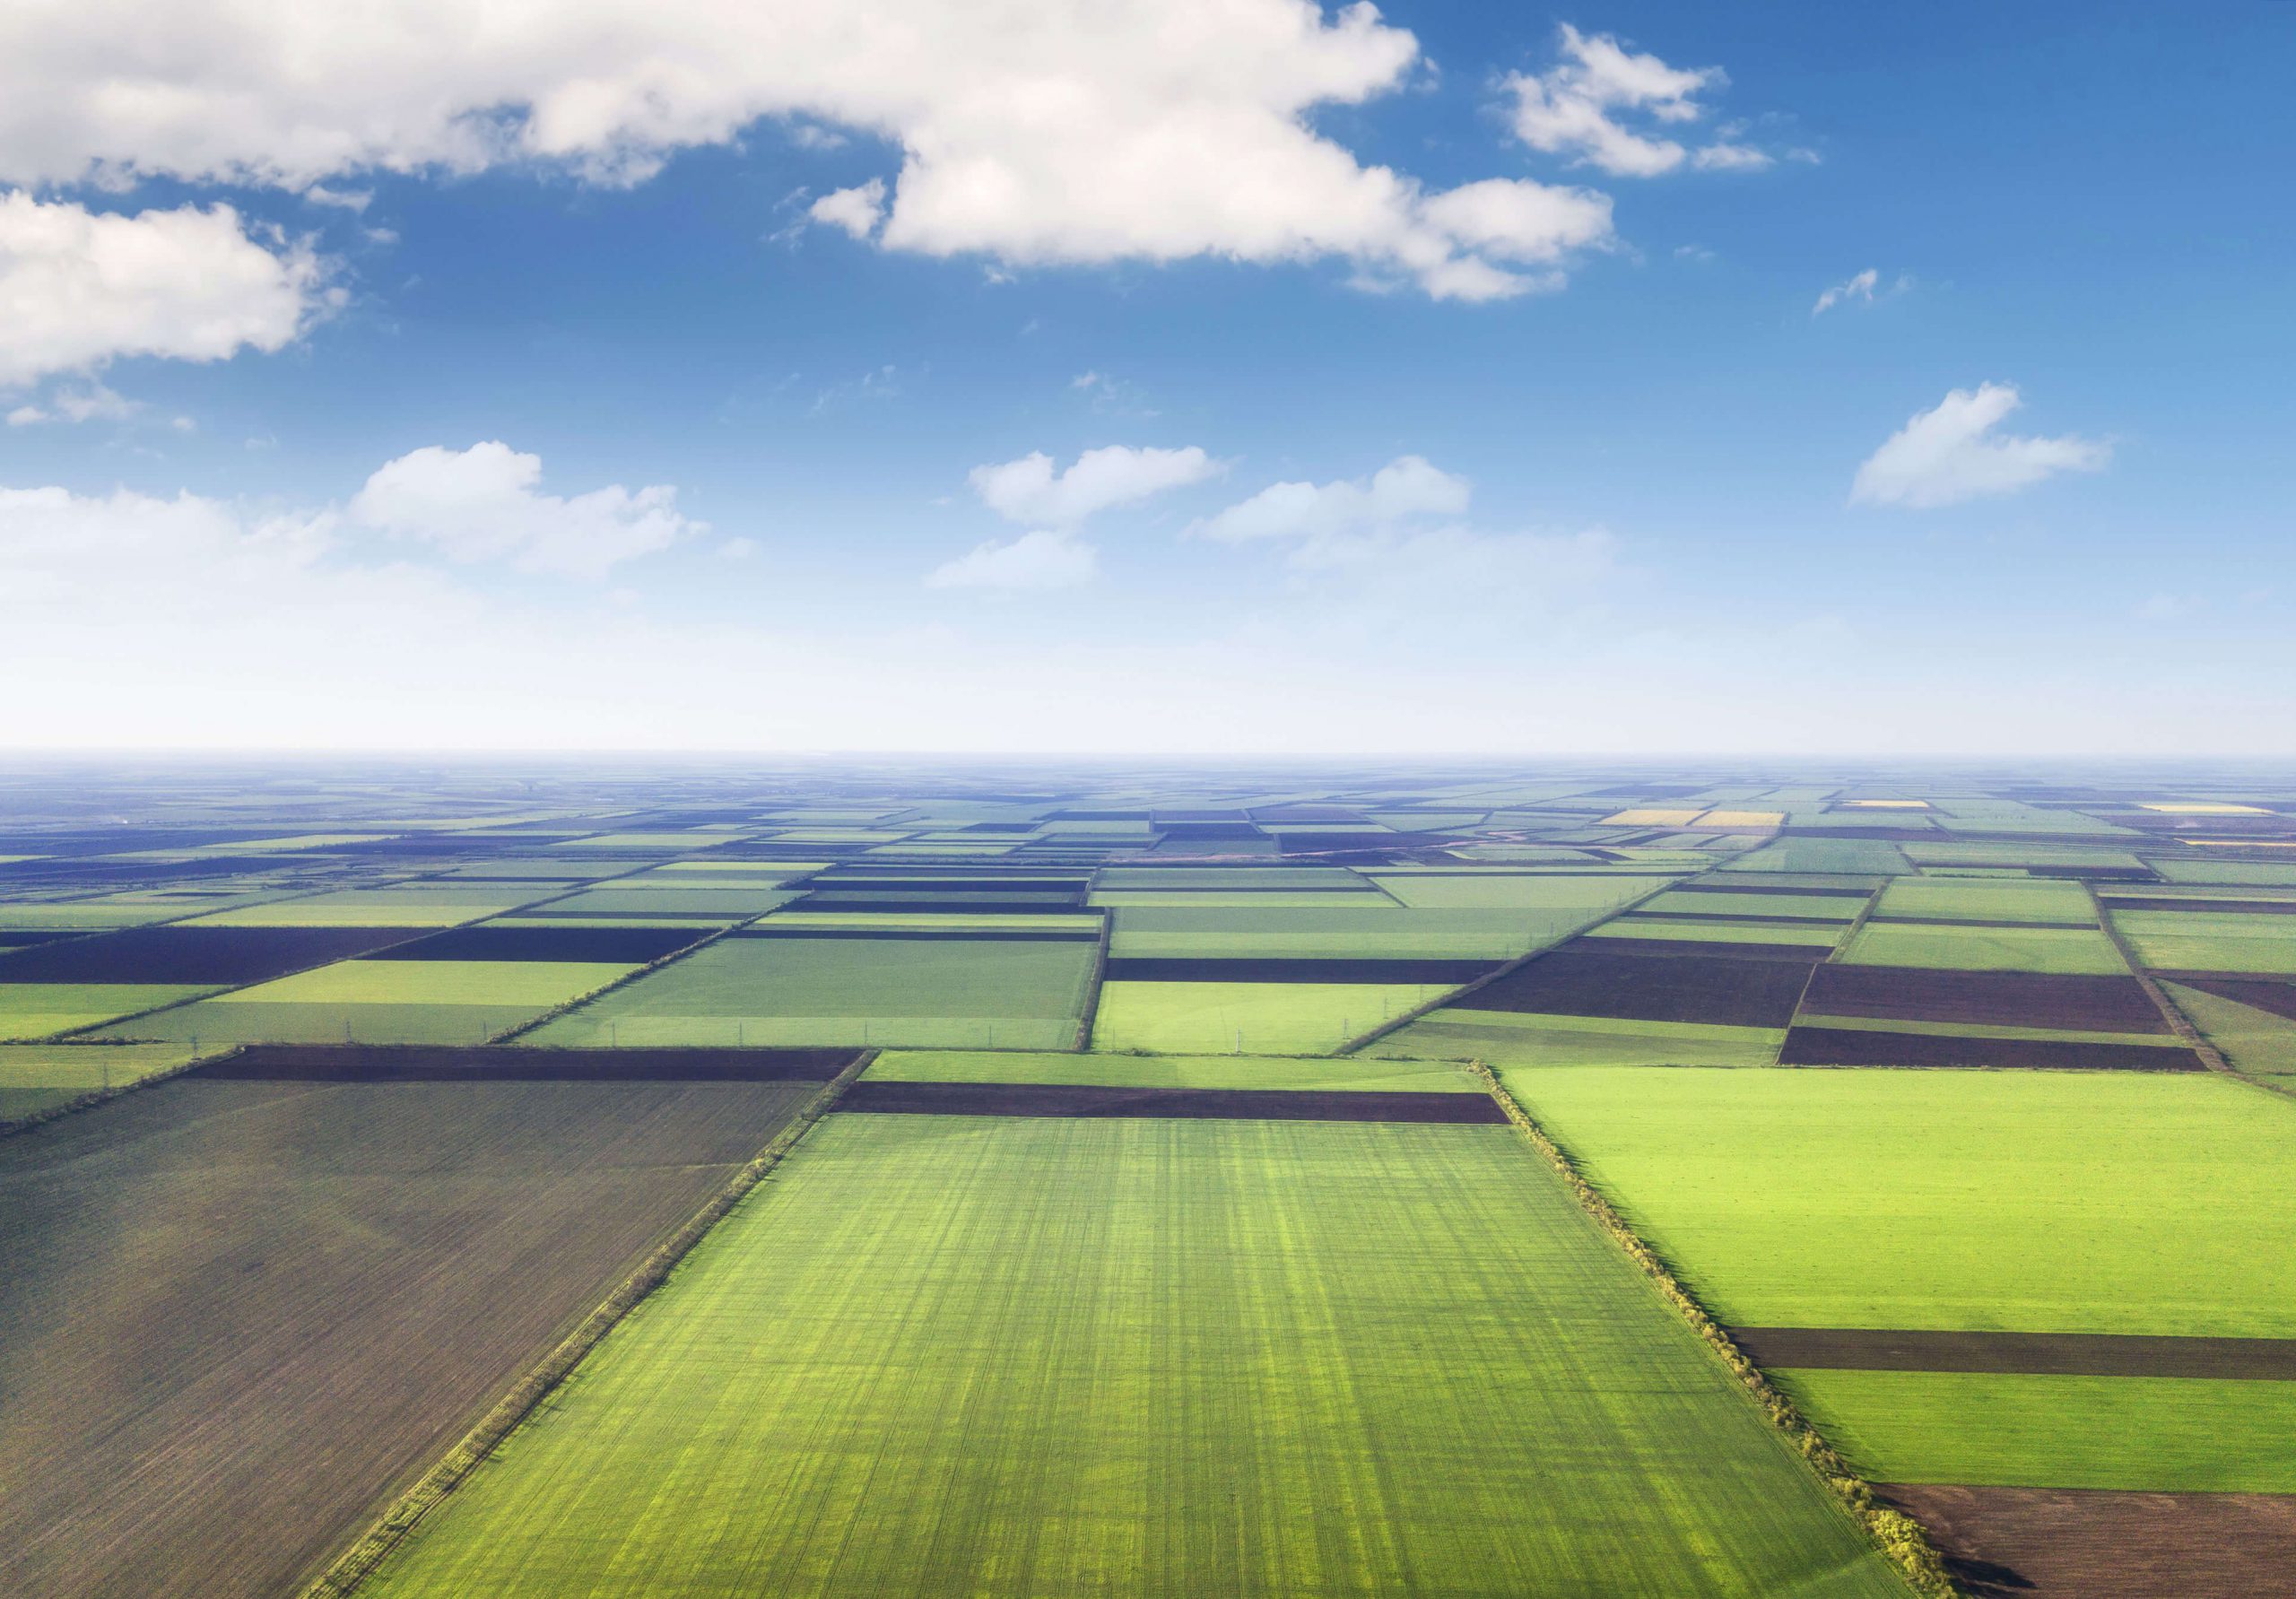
[0,1075,823,1598]
[1778,1026,2202,1072]
[0,924,420,985]
[1800,964,2168,1032]
[1467,947,1818,1027]
[195,1043,858,1082]
[2173,974,2296,1023]
[1103,957,1497,984]
[1734,1325,2296,1378]
[364,924,709,963]
[1880,1484,2296,1599]
[1579,935,1833,962]
[839,1081,1507,1123]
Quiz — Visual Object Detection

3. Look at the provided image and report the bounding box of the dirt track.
[0,1076,822,1598]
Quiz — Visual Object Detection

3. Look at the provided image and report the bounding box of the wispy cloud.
[1851,383,2109,508]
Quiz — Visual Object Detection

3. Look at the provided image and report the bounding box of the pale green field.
[1839,920,2126,975]
[2112,910,2296,974]
[1089,981,1452,1054]
[1371,1010,1786,1068]
[0,983,214,1039]
[866,1049,1481,1092]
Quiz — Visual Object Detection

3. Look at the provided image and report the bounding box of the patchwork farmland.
[7,761,2296,1597]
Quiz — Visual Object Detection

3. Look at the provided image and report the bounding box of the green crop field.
[1090,978,1454,1052]
[1373,1010,1787,1067]
[1867,878,2097,925]
[866,1047,1482,1091]
[2111,909,2296,974]
[355,1113,1908,1598]
[1838,920,2128,974]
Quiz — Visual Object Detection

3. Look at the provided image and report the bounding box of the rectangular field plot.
[0,1040,211,1120]
[1508,1066,2296,1338]
[1089,979,1453,1053]
[528,932,1097,1049]
[1839,921,2128,974]
[1868,878,2097,926]
[0,981,213,1038]
[866,1048,1481,1093]
[185,887,555,927]
[2110,909,2296,974]
[0,1074,825,1599]
[1370,1011,1785,1068]
[95,959,636,1046]
[355,1114,1908,1599]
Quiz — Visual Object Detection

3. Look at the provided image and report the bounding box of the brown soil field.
[2172,975,2296,1022]
[1800,965,2169,1032]
[1879,1484,2296,1599]
[0,925,422,985]
[1458,946,1818,1027]
[1778,1025,2201,1072]
[196,1043,857,1082]
[1101,956,1498,984]
[837,1081,1508,1123]
[0,1075,824,1598]
[1733,1325,2296,1378]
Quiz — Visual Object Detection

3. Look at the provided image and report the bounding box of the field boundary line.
[1073,908,1113,1051]
[2083,882,2254,1081]
[1331,872,1687,1056]
[300,1047,875,1599]
[1469,1061,1960,1598]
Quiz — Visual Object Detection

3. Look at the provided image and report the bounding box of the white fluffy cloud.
[1504,24,1770,178]
[809,178,885,240]
[1812,267,1879,317]
[0,192,330,385]
[927,527,1096,590]
[1188,455,1469,542]
[347,441,696,578]
[1851,383,2109,508]
[6,380,142,426]
[0,0,1614,300]
[970,445,1223,526]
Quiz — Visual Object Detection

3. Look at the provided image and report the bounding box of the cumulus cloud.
[809,178,885,239]
[970,445,1222,526]
[5,380,142,426]
[1188,455,1469,542]
[1503,24,1771,178]
[0,192,331,385]
[0,0,1615,300]
[346,440,697,578]
[926,527,1096,590]
[1851,383,2109,508]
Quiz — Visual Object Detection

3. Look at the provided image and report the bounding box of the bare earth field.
[0,1073,825,1598]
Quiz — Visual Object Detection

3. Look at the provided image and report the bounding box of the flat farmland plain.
[0,1072,827,1598]
[356,1112,1910,1598]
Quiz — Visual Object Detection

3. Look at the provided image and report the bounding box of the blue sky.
[2,1,2290,753]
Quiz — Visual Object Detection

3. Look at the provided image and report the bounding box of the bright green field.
[357,1115,1908,1599]
[1373,1011,1785,1068]
[1089,981,1451,1054]
[0,983,214,1039]
[1867,878,2096,925]
[1773,1369,2296,1491]
[2151,858,2296,887]
[1508,1066,2296,1336]
[2111,909,2296,974]
[530,935,1097,1050]
[1839,920,2126,974]
[865,1049,1480,1092]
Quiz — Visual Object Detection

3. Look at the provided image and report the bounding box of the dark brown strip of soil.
[1877,1483,2296,1599]
[0,925,425,985]
[193,1045,858,1082]
[1801,965,2169,1032]
[1735,1325,2296,1378]
[1451,946,1818,1027]
[1103,957,1497,985]
[2100,896,2296,916]
[2170,974,2296,1022]
[1778,1026,2202,1071]
[838,1081,1506,1123]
